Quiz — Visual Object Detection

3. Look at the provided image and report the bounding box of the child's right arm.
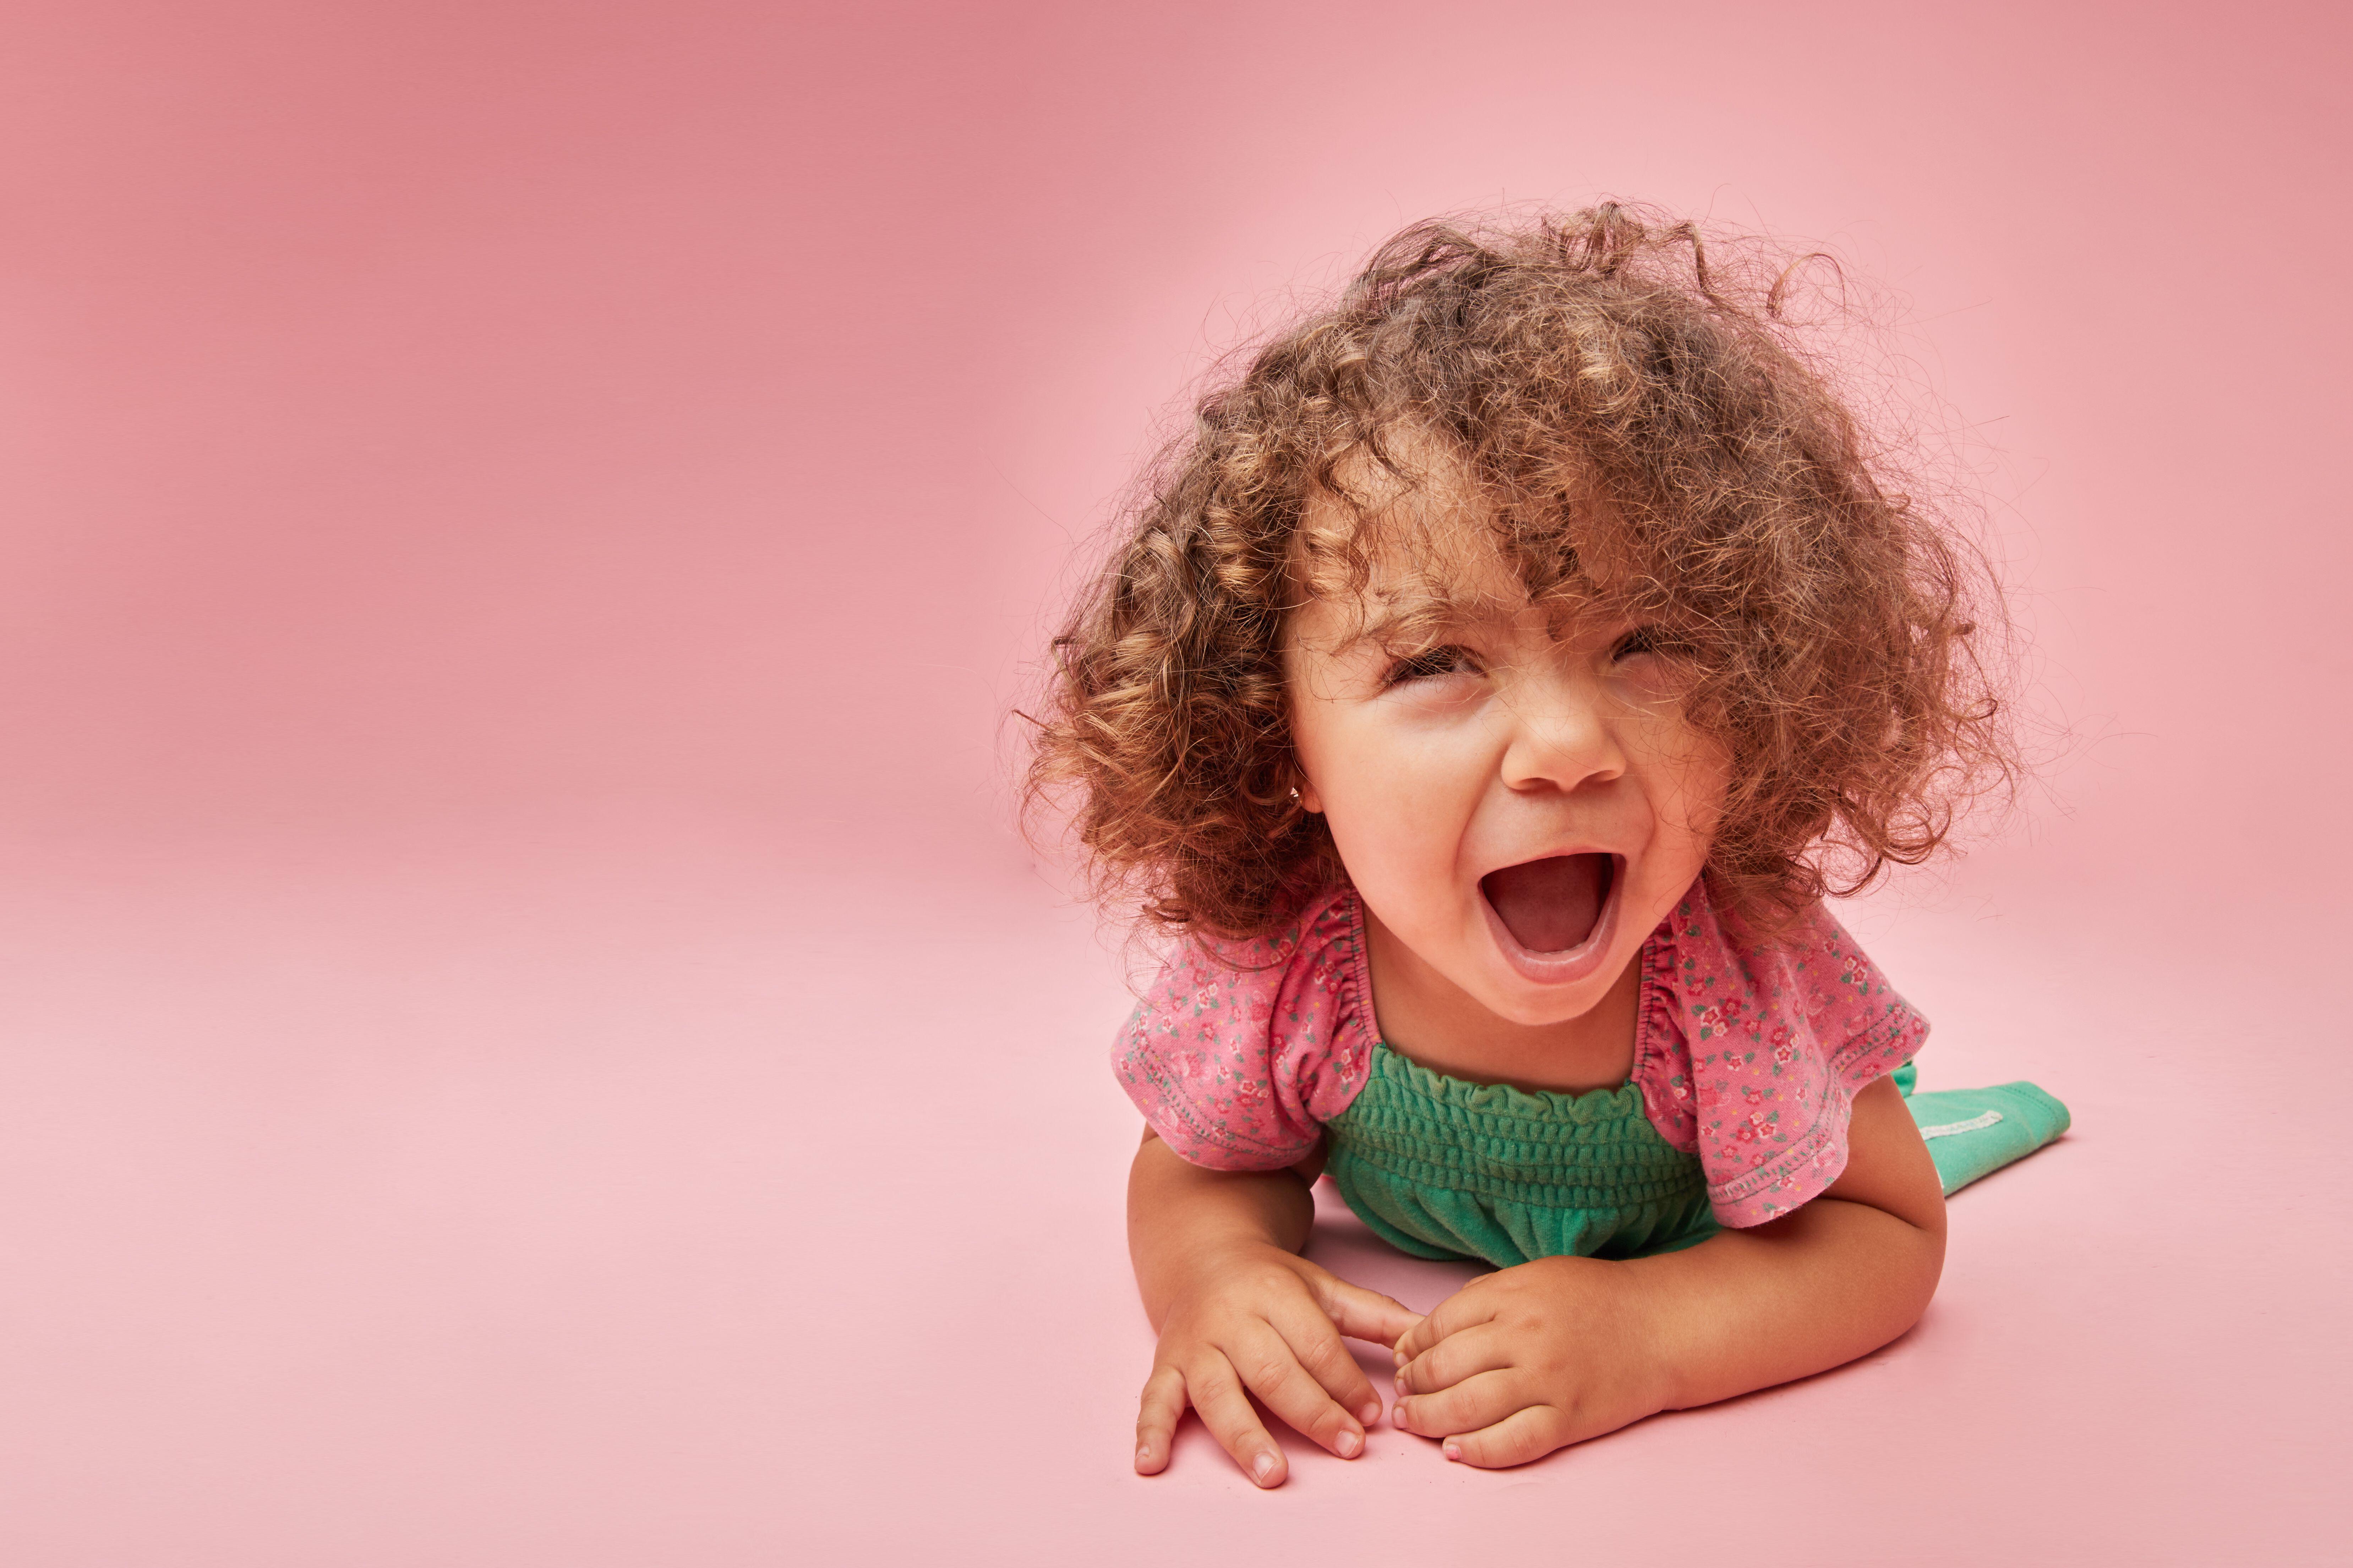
[1128,1129,1421,1488]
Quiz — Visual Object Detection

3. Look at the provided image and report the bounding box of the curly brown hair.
[1026,203,2014,939]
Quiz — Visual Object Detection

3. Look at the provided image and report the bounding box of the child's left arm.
[1390,1074,1945,1467]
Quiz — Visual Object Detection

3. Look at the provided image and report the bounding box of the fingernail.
[1336,1429,1361,1457]
[1358,1400,1382,1425]
[1252,1451,1277,1482]
[1393,1402,1411,1431]
[1443,1440,1462,1462]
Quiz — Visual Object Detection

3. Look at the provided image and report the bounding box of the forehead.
[1289,439,1601,646]
[1294,442,1512,601]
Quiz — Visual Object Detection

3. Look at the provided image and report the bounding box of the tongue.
[1481,854,1611,953]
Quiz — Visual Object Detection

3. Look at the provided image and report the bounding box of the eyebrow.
[1331,594,1506,654]
[1320,584,1643,661]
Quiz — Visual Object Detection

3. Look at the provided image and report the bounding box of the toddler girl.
[1029,207,2068,1485]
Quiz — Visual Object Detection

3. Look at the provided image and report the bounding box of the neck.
[1360,901,1641,1095]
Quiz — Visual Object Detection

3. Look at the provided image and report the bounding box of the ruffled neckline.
[1361,1040,1651,1122]
[1332,887,1678,1115]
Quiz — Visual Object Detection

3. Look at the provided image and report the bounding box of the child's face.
[1285,477,1726,1030]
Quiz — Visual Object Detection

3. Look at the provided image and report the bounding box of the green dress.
[1325,1046,2070,1269]
[1112,884,2072,1271]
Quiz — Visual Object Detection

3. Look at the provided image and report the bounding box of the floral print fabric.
[1110,879,1925,1228]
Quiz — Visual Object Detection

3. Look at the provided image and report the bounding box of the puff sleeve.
[1109,888,1379,1171]
[1647,893,1929,1227]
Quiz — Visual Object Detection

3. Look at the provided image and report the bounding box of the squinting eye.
[1611,626,1661,660]
[1383,645,1481,686]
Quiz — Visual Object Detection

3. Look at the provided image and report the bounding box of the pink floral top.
[1112,879,1927,1227]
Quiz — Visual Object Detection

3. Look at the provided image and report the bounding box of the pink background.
[0,2,2346,1562]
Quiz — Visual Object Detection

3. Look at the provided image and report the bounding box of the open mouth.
[1479,853,1618,956]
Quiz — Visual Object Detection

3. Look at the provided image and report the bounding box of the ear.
[1294,778,1324,816]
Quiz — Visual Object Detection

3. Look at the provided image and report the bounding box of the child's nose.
[1496,672,1626,794]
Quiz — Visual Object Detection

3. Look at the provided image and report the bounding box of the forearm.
[1623,1073,1947,1410]
[1624,1193,1945,1411]
[1128,1131,1316,1330]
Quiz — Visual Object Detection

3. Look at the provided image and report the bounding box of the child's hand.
[1388,1255,1666,1468]
[1137,1242,1421,1487]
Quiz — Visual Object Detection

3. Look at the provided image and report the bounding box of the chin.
[1476,972,1619,1027]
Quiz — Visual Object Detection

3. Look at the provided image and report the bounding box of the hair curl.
[1026,204,2015,939]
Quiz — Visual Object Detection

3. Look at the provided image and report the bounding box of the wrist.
[1165,1230,1295,1288]
[1587,1257,1685,1416]
[1137,1228,1302,1329]
[1128,1141,1315,1317]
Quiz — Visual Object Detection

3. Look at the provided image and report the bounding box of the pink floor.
[0,838,2341,1563]
[1,2,2347,1563]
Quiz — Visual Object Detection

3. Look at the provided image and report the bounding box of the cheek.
[1320,765,1456,859]
[1634,718,1732,839]
[1306,729,1484,875]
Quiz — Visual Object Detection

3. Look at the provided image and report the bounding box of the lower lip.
[1478,855,1626,987]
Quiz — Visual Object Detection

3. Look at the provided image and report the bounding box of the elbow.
[1815,1189,1947,1343]
[1880,1195,1947,1339]
[1907,1210,1947,1327]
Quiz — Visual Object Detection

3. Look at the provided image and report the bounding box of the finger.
[1393,1367,1525,1440]
[1440,1404,1572,1469]
[1395,1323,1515,1396]
[1224,1319,1367,1459]
[1310,1273,1424,1349]
[1267,1299,1383,1431]
[1184,1352,1290,1487]
[1391,1281,1498,1366]
[1135,1364,1187,1475]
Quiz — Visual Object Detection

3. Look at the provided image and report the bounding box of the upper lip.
[1477,845,1622,880]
